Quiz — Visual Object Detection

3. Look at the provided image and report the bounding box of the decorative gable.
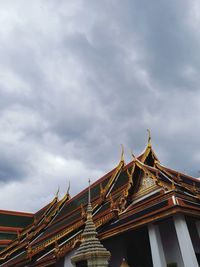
[134,173,158,200]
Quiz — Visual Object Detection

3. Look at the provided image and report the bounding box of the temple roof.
[0,210,33,252]
[0,142,199,267]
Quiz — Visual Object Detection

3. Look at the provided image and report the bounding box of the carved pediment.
[134,174,158,199]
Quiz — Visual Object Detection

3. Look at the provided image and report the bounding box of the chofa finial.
[67,181,70,195]
[55,186,60,199]
[147,129,151,145]
[120,144,125,162]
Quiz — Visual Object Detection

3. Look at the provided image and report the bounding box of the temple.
[0,137,199,267]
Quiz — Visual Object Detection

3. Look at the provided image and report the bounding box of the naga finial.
[147,129,151,145]
[67,181,70,195]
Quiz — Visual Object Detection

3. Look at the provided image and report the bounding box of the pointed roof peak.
[136,131,160,165]
[120,144,125,162]
[147,129,152,146]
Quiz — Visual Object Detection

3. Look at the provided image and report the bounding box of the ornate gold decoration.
[141,175,155,189]
[133,170,158,200]
[109,194,115,210]
[109,194,119,217]
[81,204,86,221]
[54,241,60,258]
[126,164,135,185]
[118,195,127,212]
[100,183,105,201]
[27,243,32,261]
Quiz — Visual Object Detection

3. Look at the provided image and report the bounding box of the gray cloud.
[0,0,199,211]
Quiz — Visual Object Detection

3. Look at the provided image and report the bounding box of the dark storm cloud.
[0,0,199,211]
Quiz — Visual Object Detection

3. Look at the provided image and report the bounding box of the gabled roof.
[0,210,33,252]
[0,142,199,267]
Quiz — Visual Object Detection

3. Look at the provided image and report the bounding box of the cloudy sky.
[0,0,200,212]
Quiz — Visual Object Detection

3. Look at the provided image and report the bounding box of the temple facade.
[0,140,199,267]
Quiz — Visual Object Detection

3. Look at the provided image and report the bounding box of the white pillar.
[174,214,198,267]
[196,220,200,239]
[148,223,166,267]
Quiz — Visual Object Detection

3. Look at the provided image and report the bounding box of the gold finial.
[147,129,151,145]
[120,144,125,162]
[56,186,60,199]
[67,181,70,195]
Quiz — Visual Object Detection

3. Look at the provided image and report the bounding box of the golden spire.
[147,129,151,145]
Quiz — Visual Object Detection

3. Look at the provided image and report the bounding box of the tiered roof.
[0,141,199,267]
